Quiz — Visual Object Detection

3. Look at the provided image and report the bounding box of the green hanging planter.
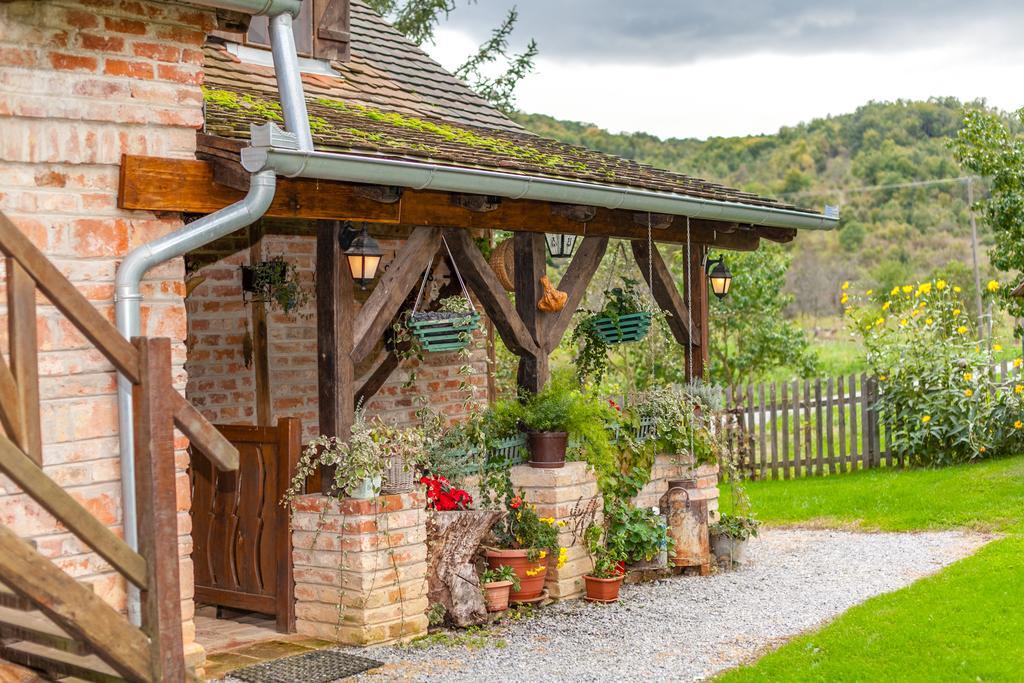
[407,311,481,352]
[591,312,653,345]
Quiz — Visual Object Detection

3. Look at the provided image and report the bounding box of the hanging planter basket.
[591,312,653,345]
[407,311,481,352]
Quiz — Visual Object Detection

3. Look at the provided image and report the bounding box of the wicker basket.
[382,454,415,494]
[489,238,515,291]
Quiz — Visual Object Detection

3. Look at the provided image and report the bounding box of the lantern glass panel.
[545,233,577,259]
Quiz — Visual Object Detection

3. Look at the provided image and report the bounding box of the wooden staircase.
[0,211,239,681]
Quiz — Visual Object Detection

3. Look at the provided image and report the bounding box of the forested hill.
[512,98,993,316]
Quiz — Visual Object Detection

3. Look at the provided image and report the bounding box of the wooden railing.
[0,211,238,681]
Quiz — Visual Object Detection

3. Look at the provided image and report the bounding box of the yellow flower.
[1015,420,1023,430]
[987,280,999,293]
[899,319,908,327]
[964,388,974,397]
[866,289,874,296]
[557,520,567,527]
[879,374,888,381]
[918,282,932,295]
[921,415,931,423]
[539,550,547,559]
[557,547,568,569]
[842,281,850,291]
[918,301,926,309]
[980,446,987,453]
[525,567,541,577]
[953,308,961,316]
[840,294,849,304]
[954,286,962,293]
[1014,358,1022,368]
[957,326,968,334]
[994,343,1003,352]
[911,309,920,317]
[902,285,913,294]
[963,372,973,381]
[875,317,885,327]
[926,318,933,325]
[890,286,900,296]
[936,280,947,290]
[1014,384,1023,394]
[882,301,891,310]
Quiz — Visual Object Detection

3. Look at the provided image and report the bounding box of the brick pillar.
[633,457,720,522]
[510,462,601,600]
[291,492,429,645]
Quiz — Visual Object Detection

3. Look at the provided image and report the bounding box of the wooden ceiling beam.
[119,155,764,250]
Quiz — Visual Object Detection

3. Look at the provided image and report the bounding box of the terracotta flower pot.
[584,574,624,603]
[482,580,513,612]
[485,548,547,601]
[526,431,568,468]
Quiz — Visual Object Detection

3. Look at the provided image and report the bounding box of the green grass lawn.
[716,455,1024,682]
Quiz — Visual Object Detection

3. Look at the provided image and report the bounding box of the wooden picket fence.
[725,359,1023,479]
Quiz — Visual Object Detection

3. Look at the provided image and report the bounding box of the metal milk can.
[659,478,710,568]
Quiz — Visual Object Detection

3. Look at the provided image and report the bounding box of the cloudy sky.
[423,1,1024,139]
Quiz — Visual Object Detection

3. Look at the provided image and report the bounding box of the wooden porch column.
[513,232,548,393]
[316,220,356,474]
[687,244,710,380]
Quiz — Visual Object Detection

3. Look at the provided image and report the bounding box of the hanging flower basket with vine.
[590,311,653,345]
[406,235,481,352]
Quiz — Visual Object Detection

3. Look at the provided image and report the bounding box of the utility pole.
[967,177,985,340]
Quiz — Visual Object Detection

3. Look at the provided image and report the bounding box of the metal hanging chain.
[685,216,696,461]
[412,235,477,314]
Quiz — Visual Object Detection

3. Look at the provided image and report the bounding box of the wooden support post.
[513,232,548,394]
[131,337,186,682]
[630,240,698,348]
[316,220,355,488]
[686,245,710,380]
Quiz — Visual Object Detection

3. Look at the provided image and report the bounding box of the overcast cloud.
[442,1,1022,64]
[424,2,1024,139]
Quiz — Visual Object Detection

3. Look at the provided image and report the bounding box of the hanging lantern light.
[545,233,578,260]
[340,224,383,288]
[706,255,732,299]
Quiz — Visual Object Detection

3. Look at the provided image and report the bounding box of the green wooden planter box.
[407,312,481,352]
[592,312,652,344]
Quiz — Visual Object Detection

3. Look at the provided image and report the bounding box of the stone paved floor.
[195,611,334,680]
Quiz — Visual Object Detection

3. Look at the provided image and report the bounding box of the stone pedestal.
[509,462,601,599]
[291,492,429,645]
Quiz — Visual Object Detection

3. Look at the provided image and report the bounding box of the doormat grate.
[227,649,382,683]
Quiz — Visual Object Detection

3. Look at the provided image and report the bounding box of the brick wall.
[0,0,216,666]
[185,231,491,441]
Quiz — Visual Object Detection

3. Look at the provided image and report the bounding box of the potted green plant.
[406,294,481,352]
[241,256,309,314]
[710,512,760,567]
[480,565,520,613]
[520,383,576,468]
[605,500,672,571]
[571,278,656,383]
[485,493,566,603]
[583,522,626,603]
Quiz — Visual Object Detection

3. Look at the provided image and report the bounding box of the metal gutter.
[114,0,310,625]
[241,130,838,231]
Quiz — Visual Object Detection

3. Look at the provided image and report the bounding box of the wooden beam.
[316,221,356,442]
[687,245,710,380]
[513,233,549,394]
[172,394,239,472]
[0,526,153,683]
[117,156,767,250]
[131,337,186,682]
[630,240,699,347]
[0,352,24,448]
[0,433,148,590]
[442,228,540,356]
[544,236,609,352]
[6,259,41,466]
[351,227,441,364]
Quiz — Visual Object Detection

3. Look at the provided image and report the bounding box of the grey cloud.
[442,1,1021,63]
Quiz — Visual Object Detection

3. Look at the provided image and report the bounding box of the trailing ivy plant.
[243,256,309,314]
[571,278,659,384]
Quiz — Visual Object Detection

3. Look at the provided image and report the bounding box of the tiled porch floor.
[195,611,335,680]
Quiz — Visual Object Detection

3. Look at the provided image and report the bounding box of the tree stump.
[426,510,503,627]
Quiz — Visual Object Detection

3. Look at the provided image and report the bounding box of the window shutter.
[315,0,351,62]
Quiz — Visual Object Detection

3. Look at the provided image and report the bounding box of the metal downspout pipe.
[114,0,313,624]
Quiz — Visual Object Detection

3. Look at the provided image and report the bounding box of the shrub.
[845,279,1024,465]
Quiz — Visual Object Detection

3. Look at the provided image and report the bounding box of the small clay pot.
[482,580,513,612]
[485,548,547,602]
[526,431,568,468]
[584,574,624,603]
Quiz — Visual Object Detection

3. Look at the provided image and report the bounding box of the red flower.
[510,495,523,510]
[608,399,622,413]
[422,474,473,511]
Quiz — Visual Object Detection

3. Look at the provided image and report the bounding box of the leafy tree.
[952,108,1024,323]
[366,0,537,113]
[706,245,817,386]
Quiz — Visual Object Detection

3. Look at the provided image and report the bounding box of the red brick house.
[0,0,835,679]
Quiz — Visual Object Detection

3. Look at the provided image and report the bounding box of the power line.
[778,175,982,200]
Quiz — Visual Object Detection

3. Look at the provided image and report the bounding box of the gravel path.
[349,529,990,683]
